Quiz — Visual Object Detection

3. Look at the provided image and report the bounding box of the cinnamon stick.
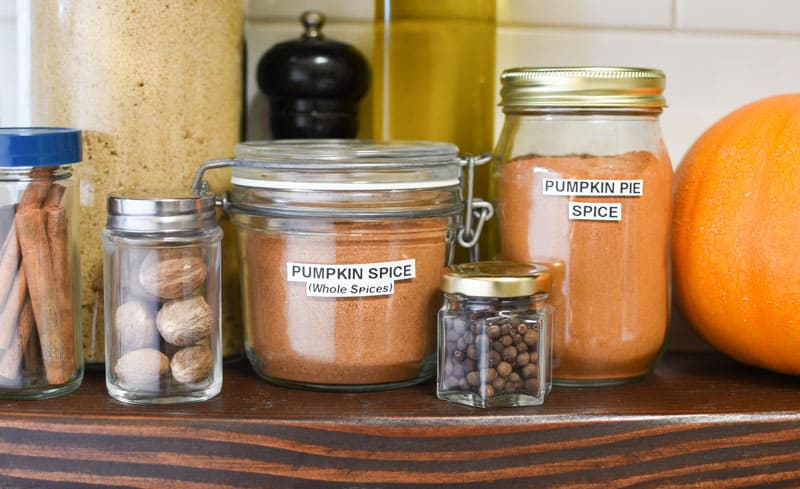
[0,297,35,386]
[0,182,49,372]
[45,196,76,381]
[16,182,76,385]
[18,180,51,210]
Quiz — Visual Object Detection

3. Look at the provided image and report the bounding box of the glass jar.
[491,67,673,386]
[437,261,552,408]
[194,140,491,391]
[372,0,497,259]
[15,0,244,366]
[103,192,222,404]
[0,128,83,399]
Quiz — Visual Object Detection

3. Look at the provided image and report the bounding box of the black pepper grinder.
[256,11,370,139]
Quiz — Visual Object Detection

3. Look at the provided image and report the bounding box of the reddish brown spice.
[240,218,449,386]
[497,151,672,383]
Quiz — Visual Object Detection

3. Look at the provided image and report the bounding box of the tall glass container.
[372,0,496,258]
[16,1,244,365]
[492,67,673,385]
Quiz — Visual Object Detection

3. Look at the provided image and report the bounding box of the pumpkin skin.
[672,93,800,375]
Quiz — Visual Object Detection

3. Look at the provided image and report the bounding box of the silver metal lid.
[106,190,217,233]
[500,66,666,110]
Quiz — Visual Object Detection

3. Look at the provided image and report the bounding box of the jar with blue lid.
[0,128,83,399]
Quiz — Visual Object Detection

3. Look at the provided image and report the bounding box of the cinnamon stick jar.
[491,67,673,386]
[0,128,83,399]
[193,140,490,391]
[103,192,222,404]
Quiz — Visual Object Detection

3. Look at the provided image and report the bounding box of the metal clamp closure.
[191,159,234,210]
[457,153,494,261]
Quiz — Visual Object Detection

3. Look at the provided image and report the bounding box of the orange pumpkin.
[672,93,800,375]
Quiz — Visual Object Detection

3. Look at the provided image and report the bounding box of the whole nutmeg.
[170,343,214,384]
[156,295,214,346]
[114,300,159,353]
[139,248,207,300]
[114,348,169,390]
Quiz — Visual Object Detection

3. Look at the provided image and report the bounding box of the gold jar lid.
[441,261,551,298]
[500,66,666,109]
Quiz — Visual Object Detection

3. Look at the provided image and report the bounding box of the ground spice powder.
[497,151,672,383]
[238,218,449,387]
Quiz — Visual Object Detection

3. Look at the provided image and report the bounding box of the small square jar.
[437,261,552,408]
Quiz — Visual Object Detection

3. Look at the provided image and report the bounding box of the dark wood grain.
[2,352,800,488]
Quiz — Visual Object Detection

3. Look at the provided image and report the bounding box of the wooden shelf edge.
[2,351,800,487]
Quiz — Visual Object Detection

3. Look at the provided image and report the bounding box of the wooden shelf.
[2,351,800,487]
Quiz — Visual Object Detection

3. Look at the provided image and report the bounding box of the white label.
[569,202,622,221]
[287,259,416,298]
[543,178,643,197]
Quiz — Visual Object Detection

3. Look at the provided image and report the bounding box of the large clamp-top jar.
[194,140,492,391]
[491,67,673,385]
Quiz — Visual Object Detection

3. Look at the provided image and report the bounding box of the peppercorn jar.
[103,191,222,404]
[0,128,83,399]
[437,261,552,408]
[491,67,673,385]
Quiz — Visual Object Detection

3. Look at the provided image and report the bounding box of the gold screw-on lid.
[500,66,666,109]
[441,261,551,298]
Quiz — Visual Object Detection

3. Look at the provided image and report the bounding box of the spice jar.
[194,140,491,391]
[492,67,673,385]
[103,192,222,404]
[437,262,552,408]
[0,128,83,399]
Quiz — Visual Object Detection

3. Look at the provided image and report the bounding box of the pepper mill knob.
[301,10,325,39]
[256,10,370,139]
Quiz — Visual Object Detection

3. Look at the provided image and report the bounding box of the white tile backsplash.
[499,0,674,29]
[676,0,800,34]
[248,0,373,21]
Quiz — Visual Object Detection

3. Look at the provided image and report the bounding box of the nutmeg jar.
[193,140,492,391]
[0,128,83,399]
[103,192,222,404]
[491,67,673,385]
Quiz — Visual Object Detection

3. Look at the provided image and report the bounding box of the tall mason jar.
[491,67,673,385]
[15,0,244,365]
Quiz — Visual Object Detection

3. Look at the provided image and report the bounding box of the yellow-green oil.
[371,0,497,259]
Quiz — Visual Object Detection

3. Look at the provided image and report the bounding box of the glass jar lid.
[232,139,461,191]
[500,67,666,110]
[106,190,217,233]
[441,261,551,298]
[0,127,82,167]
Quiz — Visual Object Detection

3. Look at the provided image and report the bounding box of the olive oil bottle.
[372,0,497,259]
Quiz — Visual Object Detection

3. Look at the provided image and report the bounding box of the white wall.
[4,0,800,350]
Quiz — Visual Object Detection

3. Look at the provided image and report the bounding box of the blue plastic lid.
[0,127,82,167]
